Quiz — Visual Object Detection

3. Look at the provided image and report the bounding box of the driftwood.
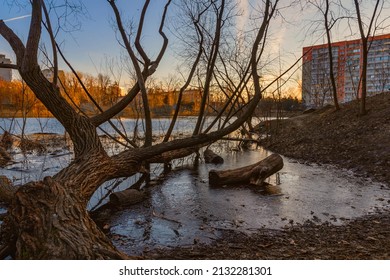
[109,189,147,206]
[204,149,224,164]
[209,153,283,186]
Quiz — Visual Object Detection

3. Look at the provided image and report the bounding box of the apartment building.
[302,33,390,108]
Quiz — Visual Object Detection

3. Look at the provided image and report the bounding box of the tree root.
[0,176,17,204]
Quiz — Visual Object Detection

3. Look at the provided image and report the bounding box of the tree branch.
[135,0,151,65]
[42,0,59,86]
[0,63,18,69]
[22,0,42,72]
[0,20,26,64]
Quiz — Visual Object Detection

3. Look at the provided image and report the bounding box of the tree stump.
[109,189,147,206]
[204,149,224,164]
[209,153,283,186]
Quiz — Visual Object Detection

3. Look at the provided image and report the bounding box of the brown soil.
[144,93,390,259]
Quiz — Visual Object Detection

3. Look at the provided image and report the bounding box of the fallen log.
[204,149,224,164]
[109,189,147,206]
[209,153,283,186]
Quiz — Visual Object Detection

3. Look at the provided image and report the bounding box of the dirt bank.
[263,93,390,185]
[145,94,390,259]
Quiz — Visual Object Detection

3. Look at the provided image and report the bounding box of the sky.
[1,0,390,89]
[0,0,173,87]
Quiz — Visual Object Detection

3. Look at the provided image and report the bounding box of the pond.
[1,118,389,255]
[0,117,216,137]
[107,148,390,255]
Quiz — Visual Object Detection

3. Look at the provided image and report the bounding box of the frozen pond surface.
[108,149,390,255]
[0,117,209,137]
[1,118,389,254]
[1,146,389,254]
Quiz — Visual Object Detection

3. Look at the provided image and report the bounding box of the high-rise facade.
[0,54,12,82]
[302,33,390,108]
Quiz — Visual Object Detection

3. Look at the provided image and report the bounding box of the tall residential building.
[0,54,12,81]
[302,33,390,108]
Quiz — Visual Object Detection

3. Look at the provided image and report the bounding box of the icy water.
[0,117,204,137]
[1,118,390,254]
[108,149,390,255]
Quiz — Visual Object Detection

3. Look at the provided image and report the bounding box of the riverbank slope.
[263,92,390,186]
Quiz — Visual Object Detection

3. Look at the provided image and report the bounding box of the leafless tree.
[0,0,285,259]
[351,0,384,115]
[307,0,344,110]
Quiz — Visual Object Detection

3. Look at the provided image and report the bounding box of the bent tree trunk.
[3,177,127,259]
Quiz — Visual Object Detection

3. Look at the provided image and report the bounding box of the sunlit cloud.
[236,0,249,33]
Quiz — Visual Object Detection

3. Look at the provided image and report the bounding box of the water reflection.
[109,148,390,255]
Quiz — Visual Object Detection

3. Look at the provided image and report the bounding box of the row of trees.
[1,73,302,118]
[0,72,121,117]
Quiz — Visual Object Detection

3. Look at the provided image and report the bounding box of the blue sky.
[0,0,176,86]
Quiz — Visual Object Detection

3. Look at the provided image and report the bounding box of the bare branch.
[0,63,18,69]
[22,0,42,72]
[42,0,59,86]
[135,0,151,65]
[0,20,26,63]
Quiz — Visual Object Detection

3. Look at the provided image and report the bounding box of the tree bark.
[0,175,17,203]
[209,153,283,186]
[4,177,128,259]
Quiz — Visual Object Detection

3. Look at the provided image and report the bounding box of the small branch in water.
[152,209,181,225]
